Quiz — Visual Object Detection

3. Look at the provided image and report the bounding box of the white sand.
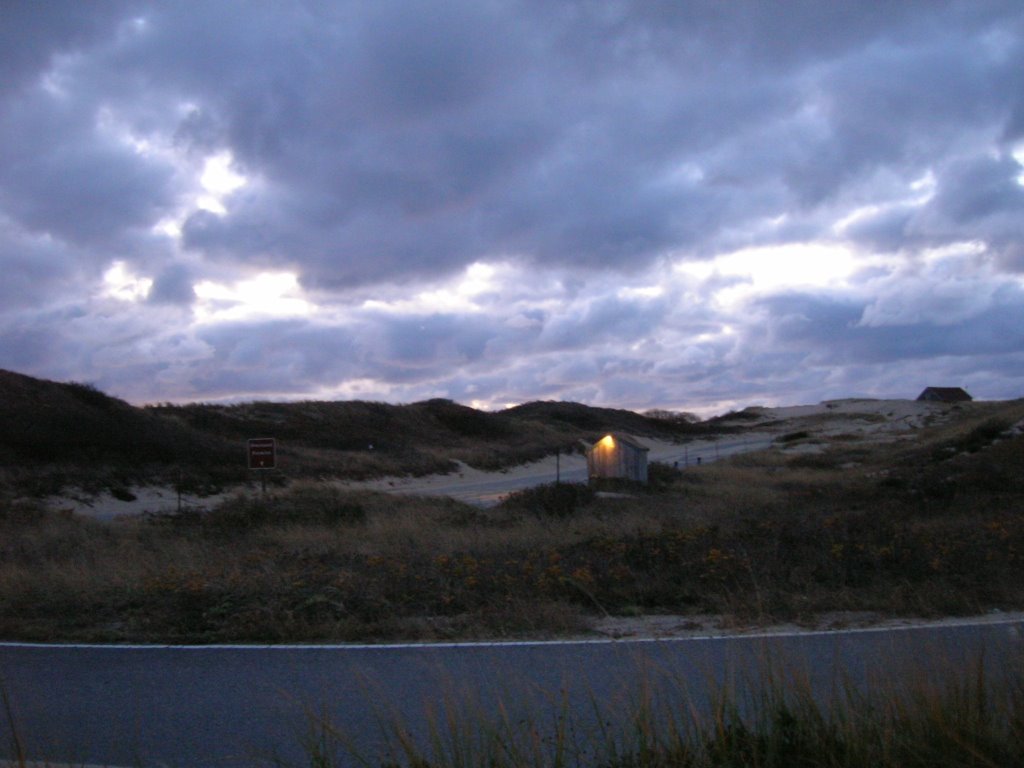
[45,485,237,521]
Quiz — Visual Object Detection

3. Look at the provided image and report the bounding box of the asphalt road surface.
[381,436,775,506]
[2,618,1022,767]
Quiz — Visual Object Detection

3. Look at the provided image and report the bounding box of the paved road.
[385,458,591,505]
[2,619,1021,767]
[381,436,775,506]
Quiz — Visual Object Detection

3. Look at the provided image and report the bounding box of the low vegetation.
[312,655,1024,768]
[3,375,1024,765]
[2,398,1024,643]
[0,368,709,495]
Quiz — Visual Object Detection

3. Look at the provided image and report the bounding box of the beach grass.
[2,399,1024,643]
[293,649,1024,768]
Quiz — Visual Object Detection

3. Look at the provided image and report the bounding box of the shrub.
[945,418,1013,456]
[64,381,114,409]
[647,460,683,489]
[110,486,137,502]
[179,486,368,532]
[500,482,595,517]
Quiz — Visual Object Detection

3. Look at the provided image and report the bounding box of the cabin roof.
[917,386,972,402]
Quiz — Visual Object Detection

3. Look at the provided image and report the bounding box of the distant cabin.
[586,433,649,483]
[916,387,973,403]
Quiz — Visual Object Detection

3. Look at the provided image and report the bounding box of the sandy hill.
[148,395,706,480]
[4,368,1023,519]
[0,370,701,492]
[0,369,235,468]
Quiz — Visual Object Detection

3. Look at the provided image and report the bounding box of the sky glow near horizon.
[2,2,1024,416]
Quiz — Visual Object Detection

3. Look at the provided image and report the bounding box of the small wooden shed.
[586,433,649,483]
[916,387,972,403]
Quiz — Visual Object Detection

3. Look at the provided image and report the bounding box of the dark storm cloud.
[538,293,672,351]
[754,288,1024,366]
[191,319,362,396]
[147,263,195,305]
[0,217,83,308]
[5,0,1022,279]
[926,155,1024,266]
[0,324,56,371]
[839,151,1024,262]
[0,0,137,97]
[2,1,1024,411]
[0,123,176,247]
[363,311,497,382]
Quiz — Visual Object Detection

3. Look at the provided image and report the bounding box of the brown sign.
[247,437,276,469]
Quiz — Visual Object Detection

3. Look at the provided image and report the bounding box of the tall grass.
[3,422,1024,643]
[297,651,1024,768]
[3,397,1024,643]
[3,643,1021,767]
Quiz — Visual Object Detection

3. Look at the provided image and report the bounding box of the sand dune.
[48,398,980,518]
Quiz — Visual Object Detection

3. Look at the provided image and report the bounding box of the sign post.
[247,437,276,493]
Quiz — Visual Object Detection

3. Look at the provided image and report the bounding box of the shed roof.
[916,387,972,402]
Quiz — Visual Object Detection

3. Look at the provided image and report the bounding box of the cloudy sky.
[2,1,1023,415]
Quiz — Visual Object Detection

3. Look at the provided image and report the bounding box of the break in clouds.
[1,0,1023,415]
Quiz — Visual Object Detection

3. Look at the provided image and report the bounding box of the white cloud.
[858,245,1002,327]
[197,151,247,214]
[673,242,869,311]
[102,261,152,302]
[362,262,503,315]
[193,272,314,323]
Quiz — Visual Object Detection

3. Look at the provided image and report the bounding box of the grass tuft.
[299,652,1024,767]
[3,399,1024,643]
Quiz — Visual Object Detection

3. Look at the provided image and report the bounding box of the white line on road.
[2,615,1020,652]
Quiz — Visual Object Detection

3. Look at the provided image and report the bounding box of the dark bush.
[65,381,115,409]
[318,501,367,524]
[589,466,679,494]
[179,489,368,533]
[110,486,137,502]
[418,398,510,438]
[951,418,1012,454]
[500,482,595,517]
[646,460,683,489]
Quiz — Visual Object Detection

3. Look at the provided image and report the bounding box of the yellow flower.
[571,566,594,584]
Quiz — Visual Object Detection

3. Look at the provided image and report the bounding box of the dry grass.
[1,370,710,500]
[2,400,1024,643]
[144,396,700,482]
[293,644,1024,768]
[426,663,1022,767]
